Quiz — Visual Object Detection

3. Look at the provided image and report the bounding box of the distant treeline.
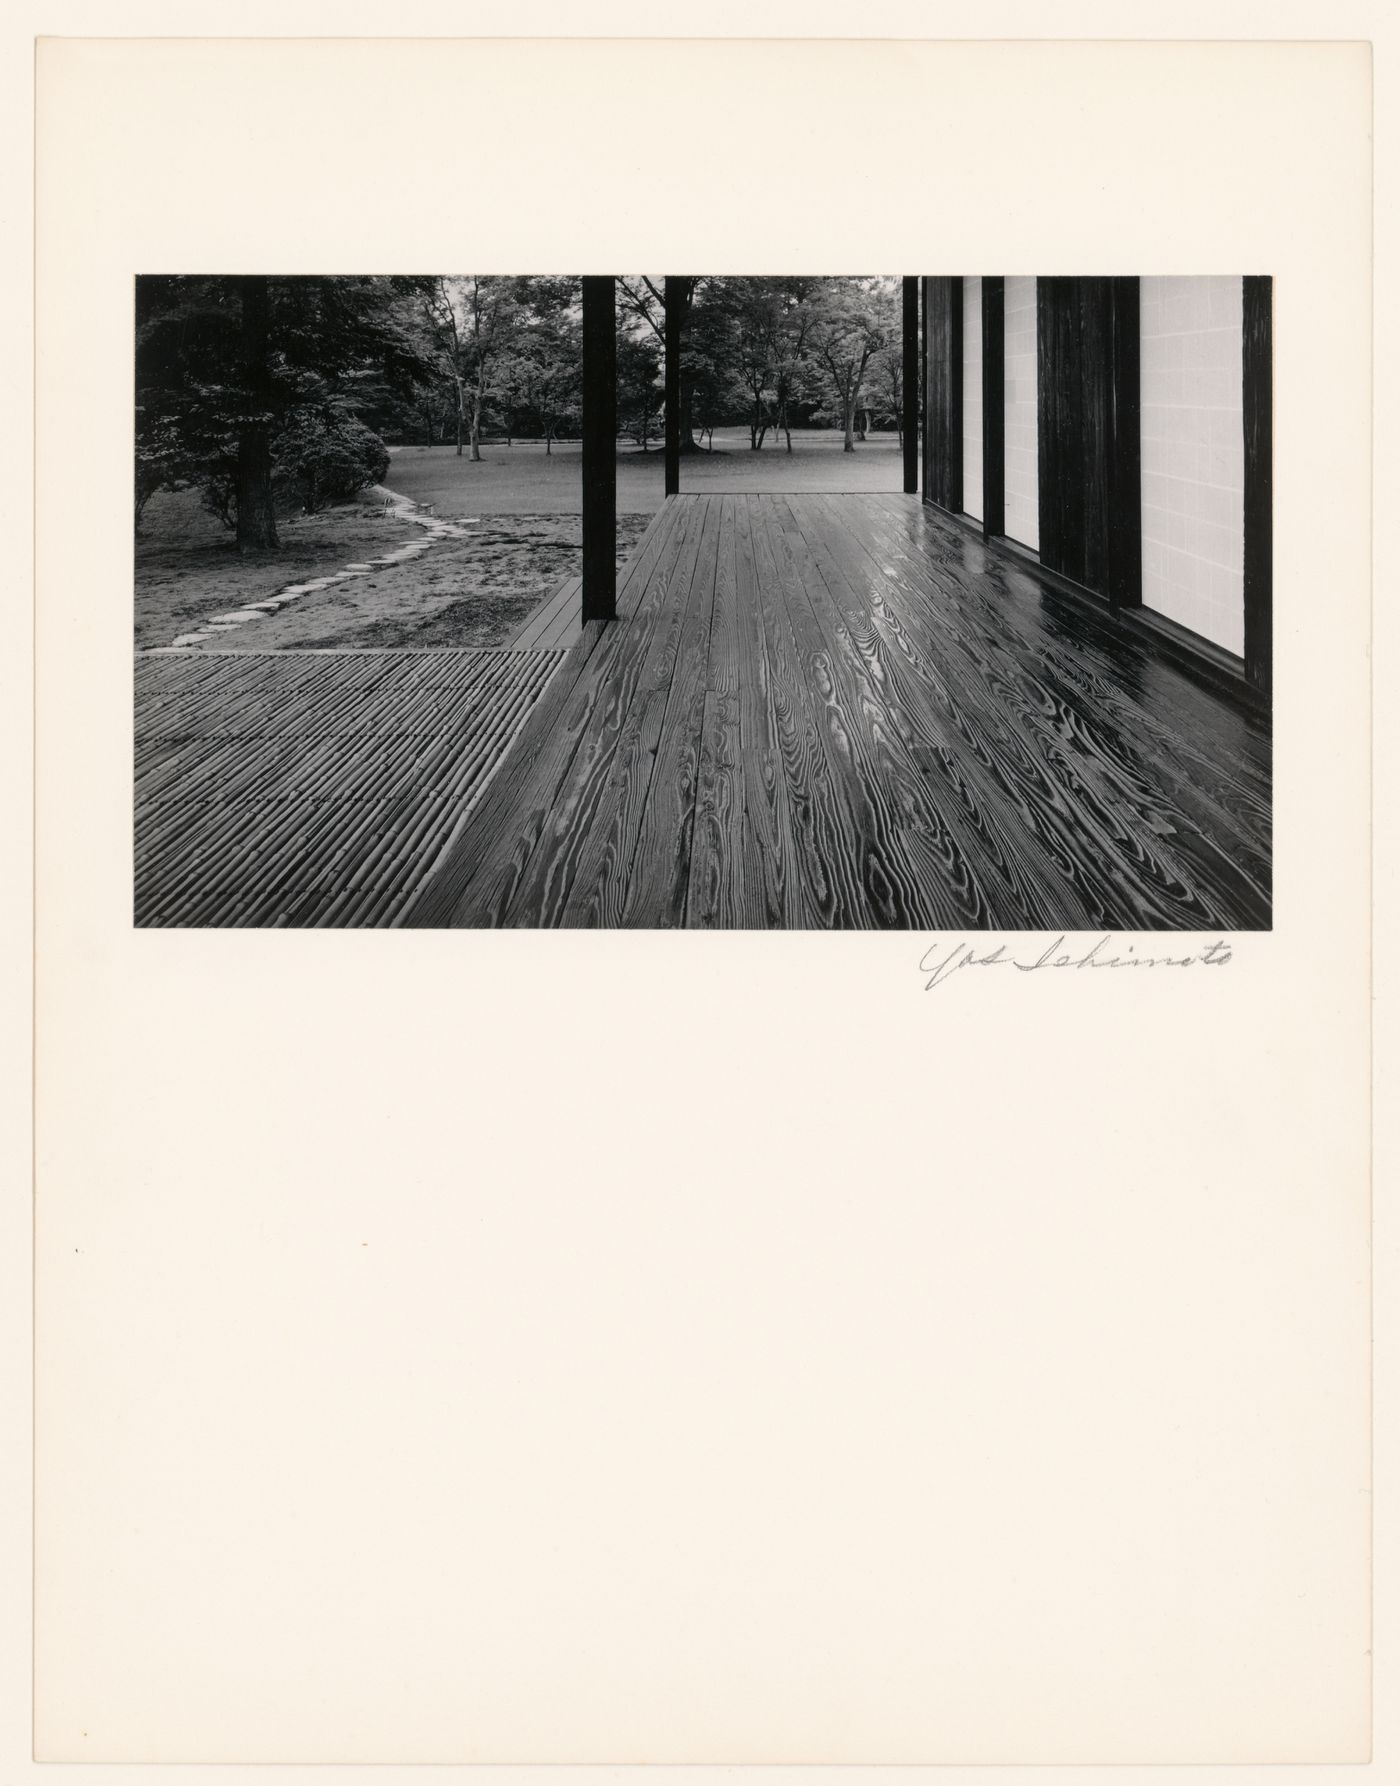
[135,274,904,550]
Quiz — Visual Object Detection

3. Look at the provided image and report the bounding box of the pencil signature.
[918,934,1234,992]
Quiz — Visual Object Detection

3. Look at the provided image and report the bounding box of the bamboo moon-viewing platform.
[134,647,564,927]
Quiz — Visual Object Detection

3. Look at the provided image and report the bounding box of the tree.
[871,335,905,447]
[135,275,437,545]
[720,275,820,451]
[722,278,779,449]
[769,280,820,453]
[498,302,584,452]
[234,275,278,549]
[424,276,522,460]
[616,332,662,448]
[808,277,895,452]
[618,275,708,452]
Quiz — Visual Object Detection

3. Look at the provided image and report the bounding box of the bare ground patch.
[136,491,652,651]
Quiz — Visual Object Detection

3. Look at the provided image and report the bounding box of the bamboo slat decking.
[135,648,563,927]
[406,493,1271,930]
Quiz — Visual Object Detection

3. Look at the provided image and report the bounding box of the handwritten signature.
[919,934,1234,992]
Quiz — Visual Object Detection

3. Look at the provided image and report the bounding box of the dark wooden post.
[901,276,919,494]
[581,275,617,622]
[1242,276,1273,702]
[980,277,1005,539]
[1035,275,1140,606]
[1105,275,1142,608]
[664,275,683,497]
[920,278,928,501]
[923,276,963,514]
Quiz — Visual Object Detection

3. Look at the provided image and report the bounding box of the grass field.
[135,429,901,652]
[385,428,903,513]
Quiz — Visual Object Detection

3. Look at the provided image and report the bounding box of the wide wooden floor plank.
[767,497,981,929]
[687,498,748,928]
[872,506,1273,916]
[747,497,899,929]
[728,496,801,928]
[404,497,687,925]
[795,495,1127,927]
[506,574,583,651]
[387,492,1272,931]
[783,495,1077,928]
[506,496,709,927]
[618,497,722,927]
[833,497,1270,927]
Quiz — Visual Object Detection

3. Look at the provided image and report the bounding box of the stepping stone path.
[166,487,476,650]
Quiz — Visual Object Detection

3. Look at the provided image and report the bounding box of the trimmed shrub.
[273,410,391,514]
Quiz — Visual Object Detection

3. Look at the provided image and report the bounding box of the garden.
[135,275,906,652]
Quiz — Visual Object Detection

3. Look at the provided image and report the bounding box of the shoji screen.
[962,277,983,522]
[1139,276,1246,655]
[1003,276,1038,549]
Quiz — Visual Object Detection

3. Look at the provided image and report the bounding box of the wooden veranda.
[405,492,1270,929]
[136,273,1272,930]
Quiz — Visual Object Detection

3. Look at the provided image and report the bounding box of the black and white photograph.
[25,21,1380,1777]
[133,270,1272,929]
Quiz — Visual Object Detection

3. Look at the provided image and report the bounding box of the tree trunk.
[469,394,482,462]
[234,275,279,551]
[843,394,856,453]
[678,384,701,453]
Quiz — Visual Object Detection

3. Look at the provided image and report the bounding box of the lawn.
[384,428,903,514]
[135,429,901,653]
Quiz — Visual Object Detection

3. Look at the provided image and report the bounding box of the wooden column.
[581,275,617,622]
[920,276,928,500]
[1105,275,1142,608]
[980,276,1005,539]
[1242,275,1273,701]
[664,275,683,498]
[1036,275,1141,606]
[922,276,963,514]
[901,276,919,494]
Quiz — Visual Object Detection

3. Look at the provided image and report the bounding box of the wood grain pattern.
[507,494,707,927]
[506,575,583,650]
[408,498,686,927]
[408,494,1271,930]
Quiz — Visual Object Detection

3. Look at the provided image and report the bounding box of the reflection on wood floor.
[407,493,1271,930]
